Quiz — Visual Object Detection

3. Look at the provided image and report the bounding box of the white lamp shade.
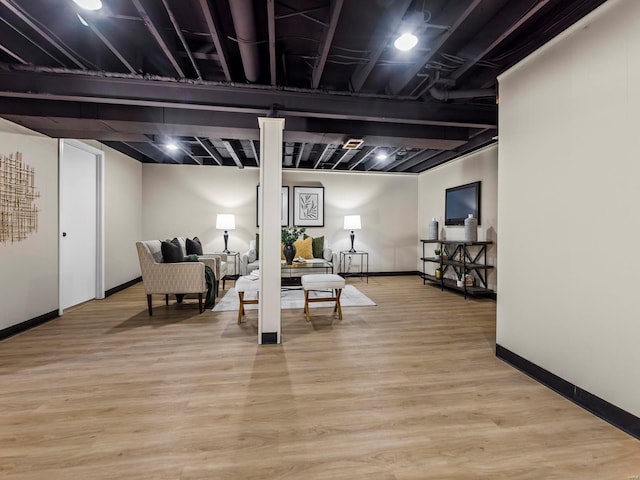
[216,214,236,230]
[344,215,361,230]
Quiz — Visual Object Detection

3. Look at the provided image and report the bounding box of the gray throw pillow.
[161,238,183,263]
[186,237,203,255]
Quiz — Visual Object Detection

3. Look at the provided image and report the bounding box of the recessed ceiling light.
[394,32,418,51]
[376,151,388,160]
[165,142,179,151]
[72,0,103,11]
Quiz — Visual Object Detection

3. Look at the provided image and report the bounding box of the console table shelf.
[420,239,494,299]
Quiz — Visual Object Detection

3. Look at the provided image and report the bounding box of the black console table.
[420,240,494,299]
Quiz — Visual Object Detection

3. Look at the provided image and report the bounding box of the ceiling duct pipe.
[429,87,496,101]
[228,0,260,83]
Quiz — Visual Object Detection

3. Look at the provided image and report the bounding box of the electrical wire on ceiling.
[439,52,499,69]
[6,0,100,70]
[0,14,65,66]
[332,45,372,55]
[276,35,320,44]
[226,36,267,46]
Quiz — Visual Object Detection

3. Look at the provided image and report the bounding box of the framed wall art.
[293,186,324,227]
[257,185,288,227]
[1,151,40,244]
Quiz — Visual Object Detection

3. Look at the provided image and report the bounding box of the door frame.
[58,139,105,315]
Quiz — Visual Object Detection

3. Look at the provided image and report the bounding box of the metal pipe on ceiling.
[228,0,260,83]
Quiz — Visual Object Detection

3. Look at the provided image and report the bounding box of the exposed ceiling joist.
[311,0,344,89]
[267,0,276,86]
[161,0,202,80]
[86,22,137,74]
[408,130,497,172]
[382,148,425,172]
[186,51,219,62]
[448,0,551,83]
[348,146,377,170]
[198,0,232,82]
[391,149,438,172]
[365,147,400,171]
[222,139,244,168]
[195,137,223,166]
[0,14,66,66]
[313,144,332,169]
[176,143,202,165]
[103,141,146,162]
[249,139,259,166]
[331,149,352,170]
[349,0,413,92]
[0,0,88,70]
[0,41,27,64]
[295,142,306,168]
[131,0,185,78]
[130,141,181,164]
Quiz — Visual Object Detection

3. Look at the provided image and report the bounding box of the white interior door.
[59,140,103,311]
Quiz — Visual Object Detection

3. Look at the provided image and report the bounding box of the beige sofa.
[136,239,226,315]
[241,238,337,276]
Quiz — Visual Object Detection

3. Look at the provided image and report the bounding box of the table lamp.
[216,214,235,253]
[344,215,361,253]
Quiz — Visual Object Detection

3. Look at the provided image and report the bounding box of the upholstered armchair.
[173,237,228,294]
[136,240,220,315]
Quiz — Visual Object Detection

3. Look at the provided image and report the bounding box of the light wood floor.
[1,276,638,479]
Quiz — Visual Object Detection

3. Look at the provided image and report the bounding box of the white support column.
[257,117,284,344]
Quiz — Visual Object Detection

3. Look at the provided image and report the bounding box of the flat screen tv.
[445,181,481,226]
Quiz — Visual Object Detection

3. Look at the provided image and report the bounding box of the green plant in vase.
[281,226,306,264]
[434,248,441,259]
[281,226,306,245]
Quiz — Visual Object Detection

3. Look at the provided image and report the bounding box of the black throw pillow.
[186,236,203,255]
[161,239,183,263]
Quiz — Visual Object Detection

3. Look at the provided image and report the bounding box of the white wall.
[90,142,142,290]
[417,145,498,289]
[0,119,59,330]
[285,170,418,272]
[0,121,144,331]
[142,165,260,256]
[497,0,640,416]
[142,165,418,272]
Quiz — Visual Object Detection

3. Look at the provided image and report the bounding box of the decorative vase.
[283,243,296,265]
[464,214,477,242]
[428,218,439,240]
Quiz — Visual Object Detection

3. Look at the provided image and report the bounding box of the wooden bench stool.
[301,274,346,321]
[235,277,259,324]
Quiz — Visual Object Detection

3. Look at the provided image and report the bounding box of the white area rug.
[212,285,376,312]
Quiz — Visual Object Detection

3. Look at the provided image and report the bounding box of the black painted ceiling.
[0,0,606,172]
